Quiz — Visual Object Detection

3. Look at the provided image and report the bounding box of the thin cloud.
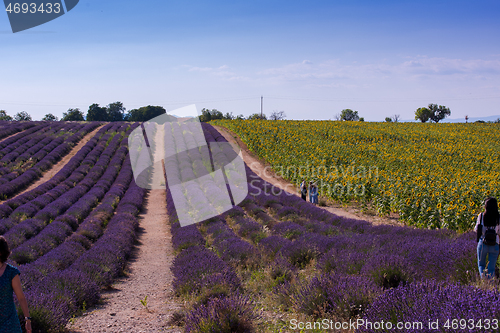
[183,64,248,81]
[399,56,500,77]
[258,56,500,85]
[188,66,213,72]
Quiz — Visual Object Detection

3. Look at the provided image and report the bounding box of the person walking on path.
[300,179,308,201]
[0,236,31,333]
[474,197,500,279]
[309,182,318,205]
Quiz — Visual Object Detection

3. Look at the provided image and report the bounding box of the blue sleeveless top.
[0,264,22,333]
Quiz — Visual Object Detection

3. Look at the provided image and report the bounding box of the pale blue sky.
[1,0,499,121]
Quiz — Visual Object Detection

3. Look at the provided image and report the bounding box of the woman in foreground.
[0,236,31,333]
[474,197,500,279]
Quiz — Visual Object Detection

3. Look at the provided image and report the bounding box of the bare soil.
[68,128,182,333]
[213,125,403,227]
[0,130,27,144]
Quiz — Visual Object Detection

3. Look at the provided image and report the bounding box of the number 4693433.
[5,3,61,14]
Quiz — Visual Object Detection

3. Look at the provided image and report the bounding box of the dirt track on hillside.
[68,126,182,333]
[0,130,26,144]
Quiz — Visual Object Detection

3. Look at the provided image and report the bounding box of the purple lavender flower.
[185,295,259,333]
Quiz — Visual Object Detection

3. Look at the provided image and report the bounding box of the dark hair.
[483,197,499,227]
[0,236,10,263]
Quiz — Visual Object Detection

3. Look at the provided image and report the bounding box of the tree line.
[0,103,167,122]
[0,104,285,123]
[198,108,286,121]
[334,105,451,123]
[1,103,497,123]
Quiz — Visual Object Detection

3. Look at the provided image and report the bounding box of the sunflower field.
[211,120,500,232]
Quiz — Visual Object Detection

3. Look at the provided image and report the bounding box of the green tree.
[428,104,451,123]
[415,107,432,123]
[385,117,392,122]
[42,113,58,121]
[125,105,167,122]
[223,112,235,120]
[87,104,109,121]
[61,108,85,121]
[340,109,359,121]
[0,110,12,121]
[106,102,126,122]
[247,113,267,120]
[14,111,32,121]
[199,108,224,122]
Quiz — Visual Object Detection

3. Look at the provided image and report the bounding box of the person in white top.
[474,197,500,278]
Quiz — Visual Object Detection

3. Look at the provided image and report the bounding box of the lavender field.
[1,122,146,331]
[167,124,498,333]
[1,121,497,333]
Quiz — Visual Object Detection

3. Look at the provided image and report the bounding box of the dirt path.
[0,129,26,144]
[213,125,402,227]
[68,126,182,333]
[0,125,105,204]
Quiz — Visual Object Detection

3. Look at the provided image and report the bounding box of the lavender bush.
[361,281,500,333]
[185,295,260,333]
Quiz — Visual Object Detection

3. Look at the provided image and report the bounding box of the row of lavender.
[164,123,260,332]
[0,122,88,167]
[0,121,37,141]
[167,123,500,333]
[2,123,129,255]
[0,121,102,199]
[0,123,119,238]
[3,123,146,332]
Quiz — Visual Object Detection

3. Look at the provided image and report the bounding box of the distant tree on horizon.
[340,109,359,121]
[223,112,235,120]
[42,113,58,121]
[61,108,85,121]
[125,105,167,122]
[199,108,223,122]
[247,113,267,120]
[14,111,32,121]
[415,107,432,123]
[86,104,109,121]
[270,110,286,120]
[199,108,236,122]
[385,117,392,122]
[415,104,451,123]
[106,102,126,122]
[428,104,451,123]
[0,110,12,121]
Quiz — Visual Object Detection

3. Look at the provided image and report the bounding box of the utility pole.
[260,96,263,119]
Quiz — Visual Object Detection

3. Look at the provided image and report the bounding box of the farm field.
[2,120,499,333]
[166,123,497,333]
[211,120,500,232]
[1,121,146,331]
